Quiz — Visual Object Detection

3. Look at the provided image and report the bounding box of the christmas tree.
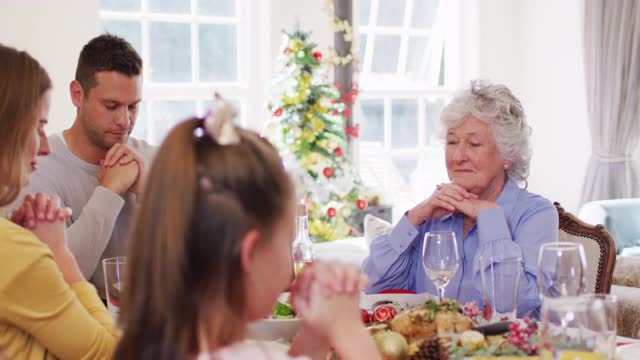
[267,30,368,243]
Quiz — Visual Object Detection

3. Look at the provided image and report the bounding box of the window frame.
[99,0,269,143]
[354,0,466,183]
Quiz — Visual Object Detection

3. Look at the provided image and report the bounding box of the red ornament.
[312,51,322,62]
[273,107,283,117]
[345,124,360,138]
[283,48,291,55]
[357,199,367,210]
[361,309,371,324]
[334,147,343,157]
[343,107,351,118]
[372,304,398,322]
[483,302,493,321]
[323,167,334,178]
[327,207,337,217]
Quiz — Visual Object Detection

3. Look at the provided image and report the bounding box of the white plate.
[617,343,640,360]
[359,292,436,310]
[247,318,301,342]
[247,292,435,341]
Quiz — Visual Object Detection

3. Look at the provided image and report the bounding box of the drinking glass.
[422,231,459,302]
[537,242,587,298]
[103,256,126,319]
[539,294,616,360]
[479,256,522,322]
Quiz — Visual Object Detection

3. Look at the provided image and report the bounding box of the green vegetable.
[422,299,461,321]
[272,301,295,319]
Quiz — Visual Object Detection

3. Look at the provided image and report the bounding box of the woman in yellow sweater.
[0,44,118,359]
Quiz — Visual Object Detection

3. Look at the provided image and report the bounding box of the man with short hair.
[24,34,153,296]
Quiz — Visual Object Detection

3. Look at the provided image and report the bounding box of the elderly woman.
[362,80,558,318]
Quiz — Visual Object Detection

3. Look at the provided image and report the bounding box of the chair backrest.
[555,202,616,294]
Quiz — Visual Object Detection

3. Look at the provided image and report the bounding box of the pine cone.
[409,336,442,360]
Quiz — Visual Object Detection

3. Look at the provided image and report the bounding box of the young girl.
[114,100,380,360]
[0,44,118,359]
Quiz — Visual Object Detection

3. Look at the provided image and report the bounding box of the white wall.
[521,0,590,213]
[269,0,333,69]
[0,0,100,135]
[475,0,590,213]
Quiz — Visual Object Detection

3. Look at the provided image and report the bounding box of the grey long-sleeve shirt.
[20,133,154,297]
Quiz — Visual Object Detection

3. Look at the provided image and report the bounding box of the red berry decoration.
[327,207,337,217]
[357,199,367,210]
[273,107,283,117]
[372,304,398,322]
[482,303,493,321]
[323,167,334,178]
[312,51,322,62]
[334,147,343,157]
[360,309,371,324]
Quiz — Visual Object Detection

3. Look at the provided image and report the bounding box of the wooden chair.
[554,202,617,294]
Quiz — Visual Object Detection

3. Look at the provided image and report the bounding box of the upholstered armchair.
[556,202,640,338]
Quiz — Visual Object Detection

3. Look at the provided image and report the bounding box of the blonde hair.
[0,44,51,206]
[115,118,293,360]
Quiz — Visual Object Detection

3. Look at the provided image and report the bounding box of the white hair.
[440,79,532,183]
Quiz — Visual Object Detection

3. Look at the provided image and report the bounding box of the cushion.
[579,199,640,251]
[363,214,393,247]
[613,256,640,288]
[313,237,368,266]
[611,285,640,338]
[620,246,640,257]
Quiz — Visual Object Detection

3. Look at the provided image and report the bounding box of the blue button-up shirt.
[362,178,558,317]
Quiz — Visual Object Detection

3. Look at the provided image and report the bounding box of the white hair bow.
[202,93,240,145]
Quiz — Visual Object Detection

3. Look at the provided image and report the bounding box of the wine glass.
[422,231,460,302]
[539,294,616,359]
[537,242,587,298]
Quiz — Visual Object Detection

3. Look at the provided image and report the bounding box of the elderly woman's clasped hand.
[408,183,501,226]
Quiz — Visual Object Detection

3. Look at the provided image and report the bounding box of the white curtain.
[580,0,640,205]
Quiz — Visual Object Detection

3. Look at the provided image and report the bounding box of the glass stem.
[438,286,445,303]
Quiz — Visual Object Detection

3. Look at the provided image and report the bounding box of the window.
[100,0,265,144]
[356,0,462,207]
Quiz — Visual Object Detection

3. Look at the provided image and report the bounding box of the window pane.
[101,19,142,55]
[391,99,418,148]
[131,101,148,140]
[438,45,445,86]
[376,0,406,26]
[359,99,384,143]
[199,0,235,16]
[149,22,192,82]
[359,0,372,25]
[359,34,367,64]
[411,0,439,29]
[371,35,400,73]
[151,100,196,143]
[148,0,190,14]
[392,155,417,183]
[405,36,428,78]
[199,24,237,81]
[100,0,140,11]
[425,97,445,146]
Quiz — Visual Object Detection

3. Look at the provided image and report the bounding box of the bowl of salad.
[247,293,301,341]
